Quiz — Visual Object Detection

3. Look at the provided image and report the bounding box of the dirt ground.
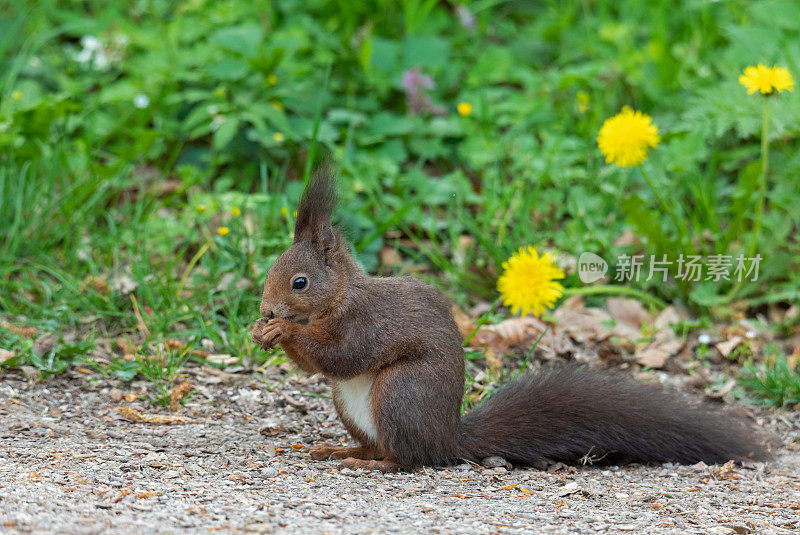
[0,366,798,534]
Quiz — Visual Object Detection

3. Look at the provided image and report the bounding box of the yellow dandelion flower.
[497,246,565,317]
[292,210,297,217]
[457,102,472,116]
[12,90,22,101]
[273,132,285,143]
[280,207,289,216]
[217,226,230,236]
[196,204,207,214]
[230,207,241,217]
[597,106,660,167]
[739,64,795,95]
[267,74,278,85]
[769,66,795,93]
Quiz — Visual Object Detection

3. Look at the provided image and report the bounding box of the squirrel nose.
[260,303,275,319]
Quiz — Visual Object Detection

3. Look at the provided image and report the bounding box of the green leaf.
[689,282,728,307]
[213,118,240,150]
[211,25,265,57]
[402,35,449,70]
[208,58,250,80]
[370,37,400,74]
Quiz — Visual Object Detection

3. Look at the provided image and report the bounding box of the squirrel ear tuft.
[319,223,339,266]
[294,164,337,244]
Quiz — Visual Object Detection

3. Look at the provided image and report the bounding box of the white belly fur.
[335,374,378,443]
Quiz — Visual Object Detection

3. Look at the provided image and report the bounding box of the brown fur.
[252,168,771,471]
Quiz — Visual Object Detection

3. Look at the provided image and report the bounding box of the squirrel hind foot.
[309,444,376,461]
[339,457,404,473]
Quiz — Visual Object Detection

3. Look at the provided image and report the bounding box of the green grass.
[738,345,800,407]
[1,0,799,403]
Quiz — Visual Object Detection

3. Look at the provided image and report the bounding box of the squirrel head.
[259,167,354,323]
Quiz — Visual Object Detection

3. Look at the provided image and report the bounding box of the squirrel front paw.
[252,318,289,349]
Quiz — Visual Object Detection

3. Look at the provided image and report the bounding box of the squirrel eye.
[291,276,308,291]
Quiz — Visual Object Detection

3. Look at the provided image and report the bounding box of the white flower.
[92,52,110,70]
[133,93,150,109]
[75,35,111,71]
[76,48,93,64]
[697,334,711,345]
[80,35,102,51]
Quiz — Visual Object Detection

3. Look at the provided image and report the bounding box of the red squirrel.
[251,168,769,472]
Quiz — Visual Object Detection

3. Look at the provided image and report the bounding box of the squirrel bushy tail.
[457,365,768,465]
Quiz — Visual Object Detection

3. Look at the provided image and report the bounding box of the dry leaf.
[787,346,800,369]
[706,378,737,399]
[451,306,476,340]
[654,306,683,329]
[635,329,683,368]
[555,481,581,496]
[635,348,669,368]
[607,297,653,329]
[164,339,185,351]
[0,348,15,363]
[469,301,493,317]
[484,354,503,372]
[558,295,585,313]
[169,381,193,410]
[111,489,131,503]
[715,336,743,359]
[33,333,58,355]
[768,304,786,324]
[117,407,190,424]
[164,339,210,358]
[116,337,139,361]
[1,322,38,338]
[708,460,738,481]
[83,275,109,295]
[555,307,614,344]
[123,393,138,402]
[472,316,548,354]
[206,354,238,366]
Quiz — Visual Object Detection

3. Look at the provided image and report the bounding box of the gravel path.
[1,367,798,534]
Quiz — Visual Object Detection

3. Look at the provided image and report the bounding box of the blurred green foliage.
[1,0,799,385]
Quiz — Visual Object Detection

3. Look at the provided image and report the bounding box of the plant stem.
[638,165,689,249]
[463,296,502,346]
[725,97,770,302]
[562,285,667,309]
[176,242,210,302]
[748,97,770,258]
